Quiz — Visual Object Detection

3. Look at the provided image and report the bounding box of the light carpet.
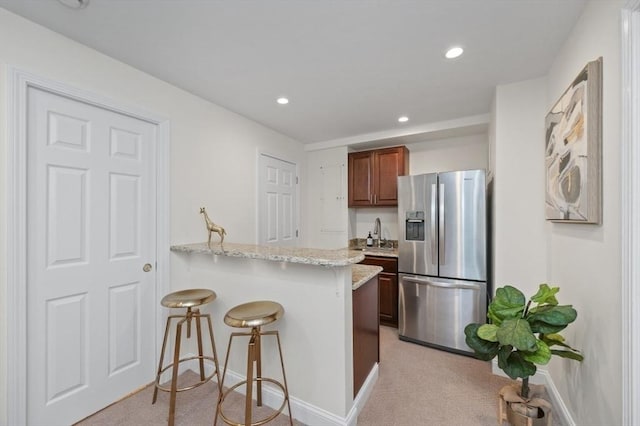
[358,326,512,425]
[77,326,516,426]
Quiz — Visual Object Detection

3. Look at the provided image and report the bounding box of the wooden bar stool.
[214,300,293,426]
[152,289,221,426]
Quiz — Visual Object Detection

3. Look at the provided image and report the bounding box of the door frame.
[622,2,640,424]
[5,67,171,425]
[256,150,300,245]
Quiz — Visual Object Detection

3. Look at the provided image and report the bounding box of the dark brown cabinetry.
[359,256,398,327]
[348,146,409,207]
[352,274,379,397]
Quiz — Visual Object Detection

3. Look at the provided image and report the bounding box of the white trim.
[6,65,28,426]
[621,1,640,425]
[346,363,379,426]
[5,67,171,425]
[532,370,575,426]
[491,363,575,426]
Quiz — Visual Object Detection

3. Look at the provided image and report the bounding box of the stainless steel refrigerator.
[397,170,487,354]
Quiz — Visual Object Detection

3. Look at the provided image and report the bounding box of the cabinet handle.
[374,194,377,204]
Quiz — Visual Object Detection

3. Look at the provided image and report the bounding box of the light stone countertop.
[171,242,365,267]
[352,264,383,290]
[348,247,399,258]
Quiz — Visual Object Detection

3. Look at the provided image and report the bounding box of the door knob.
[143,263,153,272]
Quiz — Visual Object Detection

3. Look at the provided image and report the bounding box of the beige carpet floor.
[77,326,517,426]
[75,371,301,426]
[357,326,512,426]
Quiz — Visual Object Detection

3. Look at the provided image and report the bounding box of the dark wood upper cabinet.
[348,146,409,207]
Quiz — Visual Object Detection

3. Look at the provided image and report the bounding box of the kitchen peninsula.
[170,242,380,426]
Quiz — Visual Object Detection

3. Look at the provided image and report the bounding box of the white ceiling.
[0,0,586,145]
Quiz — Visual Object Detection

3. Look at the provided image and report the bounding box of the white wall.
[0,8,305,423]
[407,133,488,175]
[492,1,623,424]
[305,147,349,249]
[493,77,549,292]
[350,207,399,242]
[545,1,622,424]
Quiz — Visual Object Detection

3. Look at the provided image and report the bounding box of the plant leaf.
[488,286,526,323]
[496,318,538,351]
[551,349,584,362]
[528,305,577,333]
[477,324,499,342]
[544,333,565,342]
[522,339,551,365]
[531,283,559,305]
[498,347,537,379]
[464,323,499,361]
[541,333,580,351]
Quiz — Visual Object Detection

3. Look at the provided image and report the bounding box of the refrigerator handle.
[403,275,482,291]
[439,183,445,265]
[430,183,437,262]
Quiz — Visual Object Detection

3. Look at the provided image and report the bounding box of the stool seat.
[224,300,283,328]
[161,288,216,308]
[153,288,221,426]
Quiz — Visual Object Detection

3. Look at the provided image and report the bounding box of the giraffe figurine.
[199,207,226,248]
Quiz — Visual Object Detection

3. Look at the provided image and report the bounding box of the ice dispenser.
[405,211,425,241]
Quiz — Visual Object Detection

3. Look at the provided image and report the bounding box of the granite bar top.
[171,242,365,267]
[352,264,383,290]
[347,246,399,258]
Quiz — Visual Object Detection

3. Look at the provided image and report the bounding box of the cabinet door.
[374,147,408,206]
[348,151,373,206]
[352,275,379,397]
[379,272,398,327]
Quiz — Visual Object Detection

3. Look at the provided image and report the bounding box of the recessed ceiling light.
[445,47,464,59]
[398,116,409,123]
[276,97,289,105]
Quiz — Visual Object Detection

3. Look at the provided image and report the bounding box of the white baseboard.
[179,355,379,426]
[491,361,575,426]
[345,363,379,426]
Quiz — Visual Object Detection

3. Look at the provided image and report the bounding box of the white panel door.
[26,86,157,425]
[258,154,298,246]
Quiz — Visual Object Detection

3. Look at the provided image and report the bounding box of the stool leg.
[275,331,293,426]
[168,318,185,426]
[255,327,263,407]
[152,315,172,404]
[186,307,192,338]
[194,309,206,381]
[245,332,256,426]
[214,332,237,426]
[205,314,222,393]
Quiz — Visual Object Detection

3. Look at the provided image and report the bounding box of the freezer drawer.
[398,274,486,354]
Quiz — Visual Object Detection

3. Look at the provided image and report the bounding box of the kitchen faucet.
[373,217,382,248]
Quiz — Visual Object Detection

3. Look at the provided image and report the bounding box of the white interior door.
[26,86,157,425]
[258,153,298,246]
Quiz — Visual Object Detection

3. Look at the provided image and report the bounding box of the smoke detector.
[58,0,89,9]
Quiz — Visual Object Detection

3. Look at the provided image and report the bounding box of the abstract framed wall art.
[545,57,602,224]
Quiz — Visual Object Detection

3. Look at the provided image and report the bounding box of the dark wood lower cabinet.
[359,256,398,328]
[352,274,379,397]
[378,272,398,327]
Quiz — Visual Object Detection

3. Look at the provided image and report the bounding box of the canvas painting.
[545,57,602,224]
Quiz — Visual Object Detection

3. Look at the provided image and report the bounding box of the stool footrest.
[154,355,218,393]
[218,377,289,426]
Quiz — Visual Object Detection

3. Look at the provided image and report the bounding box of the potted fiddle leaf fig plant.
[464,284,583,425]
